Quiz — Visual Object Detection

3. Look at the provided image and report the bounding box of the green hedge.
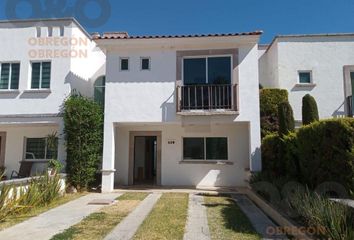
[260,89,288,137]
[63,94,104,190]
[278,101,295,136]
[259,118,354,194]
[302,94,319,125]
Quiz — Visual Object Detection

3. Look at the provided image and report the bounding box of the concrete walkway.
[104,193,162,240]
[232,194,287,240]
[184,193,211,240]
[0,193,121,240]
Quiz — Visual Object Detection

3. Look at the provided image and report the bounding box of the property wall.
[0,124,60,178]
[114,123,250,187]
[260,36,354,121]
[0,20,104,115]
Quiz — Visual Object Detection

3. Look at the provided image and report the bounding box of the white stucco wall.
[260,36,354,120]
[100,36,262,191]
[115,123,250,187]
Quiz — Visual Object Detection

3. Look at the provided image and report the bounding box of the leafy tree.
[63,94,103,190]
[278,101,295,136]
[302,94,319,125]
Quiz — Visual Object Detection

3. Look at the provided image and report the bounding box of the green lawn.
[0,193,86,231]
[204,195,261,240]
[51,192,149,240]
[133,193,189,240]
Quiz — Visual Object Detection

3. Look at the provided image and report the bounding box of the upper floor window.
[183,56,231,85]
[25,137,58,161]
[120,58,129,71]
[298,71,312,84]
[31,62,51,89]
[0,63,20,90]
[60,26,65,37]
[36,27,41,38]
[48,27,53,37]
[141,57,150,70]
[94,76,106,106]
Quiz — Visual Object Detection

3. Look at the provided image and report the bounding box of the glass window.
[183,58,206,85]
[299,71,312,84]
[31,62,51,89]
[206,138,228,160]
[25,138,58,160]
[208,57,231,84]
[0,63,20,90]
[183,56,231,85]
[183,138,205,160]
[120,58,129,71]
[141,58,150,70]
[183,137,228,160]
[94,76,106,106]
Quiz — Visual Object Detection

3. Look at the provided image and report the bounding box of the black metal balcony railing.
[347,95,353,117]
[176,84,238,112]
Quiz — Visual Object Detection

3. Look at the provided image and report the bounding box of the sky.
[0,0,353,43]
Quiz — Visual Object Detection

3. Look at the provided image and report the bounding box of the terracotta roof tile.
[93,31,263,40]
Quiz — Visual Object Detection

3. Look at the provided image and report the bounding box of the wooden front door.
[0,132,7,168]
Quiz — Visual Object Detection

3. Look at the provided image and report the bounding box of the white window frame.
[140,57,151,71]
[30,61,52,89]
[181,55,233,85]
[0,62,20,90]
[119,57,130,71]
[298,70,313,84]
[23,137,57,161]
[182,137,229,161]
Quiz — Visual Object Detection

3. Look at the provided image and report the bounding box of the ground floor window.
[183,137,228,160]
[25,137,58,160]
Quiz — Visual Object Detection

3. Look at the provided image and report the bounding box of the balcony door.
[182,56,232,110]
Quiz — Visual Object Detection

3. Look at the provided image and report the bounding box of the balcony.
[176,84,238,115]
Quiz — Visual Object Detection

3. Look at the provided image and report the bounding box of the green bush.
[302,94,319,125]
[260,89,288,137]
[296,119,354,192]
[289,189,354,240]
[63,94,104,190]
[278,101,295,136]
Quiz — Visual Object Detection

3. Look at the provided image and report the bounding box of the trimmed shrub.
[260,89,288,137]
[302,94,319,125]
[63,94,104,190]
[296,119,354,192]
[278,101,295,136]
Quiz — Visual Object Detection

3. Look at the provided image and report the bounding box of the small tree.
[63,94,103,191]
[278,101,295,136]
[302,94,319,125]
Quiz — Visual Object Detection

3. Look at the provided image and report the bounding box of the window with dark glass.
[0,63,20,90]
[299,71,312,84]
[141,58,150,70]
[31,62,51,89]
[94,76,105,106]
[183,138,205,160]
[120,58,129,71]
[183,137,228,160]
[25,137,58,160]
[183,56,231,85]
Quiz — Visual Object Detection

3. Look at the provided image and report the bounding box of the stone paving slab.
[0,193,121,240]
[231,194,288,240]
[183,193,211,240]
[104,193,162,240]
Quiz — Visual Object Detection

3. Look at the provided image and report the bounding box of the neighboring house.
[0,18,105,178]
[259,34,354,123]
[94,32,263,192]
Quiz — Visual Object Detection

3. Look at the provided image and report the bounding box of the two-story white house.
[259,33,354,122]
[94,32,263,192]
[0,18,105,178]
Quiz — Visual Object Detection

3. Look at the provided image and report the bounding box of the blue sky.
[0,0,353,43]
